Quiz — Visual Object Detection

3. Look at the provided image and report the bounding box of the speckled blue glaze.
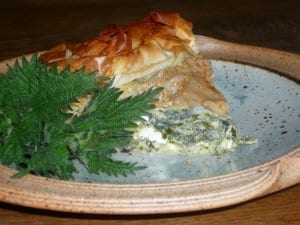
[74,60,300,184]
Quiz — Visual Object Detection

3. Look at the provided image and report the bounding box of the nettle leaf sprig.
[0,54,162,179]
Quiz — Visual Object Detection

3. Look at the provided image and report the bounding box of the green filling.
[125,107,256,155]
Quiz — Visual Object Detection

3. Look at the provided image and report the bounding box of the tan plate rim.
[0,35,300,215]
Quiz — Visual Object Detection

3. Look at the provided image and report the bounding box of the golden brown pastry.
[39,12,228,115]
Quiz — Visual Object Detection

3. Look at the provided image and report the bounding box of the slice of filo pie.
[39,12,254,155]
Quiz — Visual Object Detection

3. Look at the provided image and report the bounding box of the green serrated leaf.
[83,151,138,177]
[69,80,162,176]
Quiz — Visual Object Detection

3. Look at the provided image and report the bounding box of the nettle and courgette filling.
[121,107,255,155]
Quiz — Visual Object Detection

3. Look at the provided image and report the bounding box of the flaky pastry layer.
[40,12,197,86]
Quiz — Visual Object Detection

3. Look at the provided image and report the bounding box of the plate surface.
[0,37,300,214]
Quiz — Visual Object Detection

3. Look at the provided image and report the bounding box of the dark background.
[0,0,300,60]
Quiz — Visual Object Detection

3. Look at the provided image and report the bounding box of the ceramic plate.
[0,36,299,214]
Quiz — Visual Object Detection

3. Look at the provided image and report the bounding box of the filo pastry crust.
[39,12,228,115]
